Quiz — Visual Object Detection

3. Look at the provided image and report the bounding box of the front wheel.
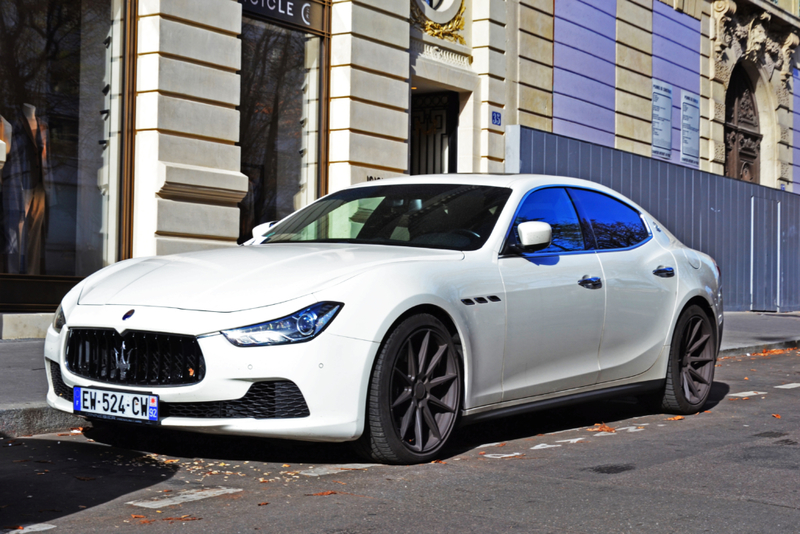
[661,305,717,414]
[357,314,461,464]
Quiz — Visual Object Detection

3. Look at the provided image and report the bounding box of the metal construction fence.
[514,127,800,312]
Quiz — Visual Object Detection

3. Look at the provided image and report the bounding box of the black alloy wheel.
[357,314,461,464]
[661,305,717,413]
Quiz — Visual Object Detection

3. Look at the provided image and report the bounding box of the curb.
[719,339,800,358]
[0,405,87,438]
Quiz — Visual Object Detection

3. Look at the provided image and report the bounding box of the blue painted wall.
[652,1,701,166]
[552,0,616,147]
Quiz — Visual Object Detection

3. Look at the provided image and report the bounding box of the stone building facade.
[2,0,800,328]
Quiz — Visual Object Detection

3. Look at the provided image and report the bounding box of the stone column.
[328,0,410,190]
[133,0,248,257]
[473,0,506,173]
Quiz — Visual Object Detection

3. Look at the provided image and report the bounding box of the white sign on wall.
[681,91,700,166]
[651,80,672,160]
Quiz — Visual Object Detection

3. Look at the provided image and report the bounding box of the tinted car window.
[567,188,649,250]
[509,187,584,253]
[260,184,512,251]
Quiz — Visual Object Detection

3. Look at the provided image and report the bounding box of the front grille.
[66,329,205,387]
[161,381,310,419]
[49,360,73,400]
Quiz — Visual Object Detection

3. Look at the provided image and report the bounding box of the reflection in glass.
[259,184,512,251]
[239,18,321,243]
[0,0,123,276]
[512,188,584,253]
[567,188,649,250]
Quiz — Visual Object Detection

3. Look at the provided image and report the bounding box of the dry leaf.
[163,459,179,464]
[332,480,346,485]
[140,520,156,524]
[496,443,507,447]
[665,416,685,421]
[430,459,447,464]
[258,502,269,506]
[131,514,145,519]
[307,491,337,496]
[744,377,749,380]
[478,451,486,455]
[772,414,782,419]
[74,476,95,481]
[587,423,615,433]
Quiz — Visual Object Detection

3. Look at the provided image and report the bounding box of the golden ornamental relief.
[410,0,466,46]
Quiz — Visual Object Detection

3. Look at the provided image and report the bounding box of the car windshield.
[257,183,512,251]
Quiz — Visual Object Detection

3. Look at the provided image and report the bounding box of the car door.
[498,187,605,401]
[567,188,678,383]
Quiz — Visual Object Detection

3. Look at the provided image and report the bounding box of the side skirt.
[459,379,665,427]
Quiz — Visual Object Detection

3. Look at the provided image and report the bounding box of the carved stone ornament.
[410,0,466,45]
[712,0,799,89]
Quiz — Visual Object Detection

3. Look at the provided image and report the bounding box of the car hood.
[78,244,464,312]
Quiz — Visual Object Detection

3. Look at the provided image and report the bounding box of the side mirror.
[251,221,276,239]
[517,221,552,252]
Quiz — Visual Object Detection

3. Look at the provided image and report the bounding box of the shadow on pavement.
[74,382,732,466]
[0,434,177,529]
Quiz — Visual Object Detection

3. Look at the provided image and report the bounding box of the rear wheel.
[661,305,717,414]
[357,314,461,464]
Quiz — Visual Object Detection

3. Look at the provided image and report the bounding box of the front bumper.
[44,319,379,442]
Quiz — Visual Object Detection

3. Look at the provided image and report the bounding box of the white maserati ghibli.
[45,175,723,464]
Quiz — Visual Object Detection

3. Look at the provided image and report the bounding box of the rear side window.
[567,188,649,250]
[509,187,584,253]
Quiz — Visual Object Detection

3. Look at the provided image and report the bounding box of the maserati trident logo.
[114,340,131,380]
[122,309,135,320]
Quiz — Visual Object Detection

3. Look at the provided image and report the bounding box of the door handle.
[578,275,602,289]
[653,266,675,278]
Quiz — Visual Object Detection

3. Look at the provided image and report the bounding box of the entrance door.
[724,63,761,184]
[410,91,458,174]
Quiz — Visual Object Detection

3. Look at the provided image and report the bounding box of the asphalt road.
[2,347,799,533]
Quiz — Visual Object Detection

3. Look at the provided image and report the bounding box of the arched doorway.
[724,63,762,184]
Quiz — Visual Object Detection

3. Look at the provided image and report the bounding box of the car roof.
[349,174,625,198]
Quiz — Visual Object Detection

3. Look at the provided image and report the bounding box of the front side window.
[259,184,512,251]
[567,188,649,250]
[0,0,125,276]
[508,187,585,253]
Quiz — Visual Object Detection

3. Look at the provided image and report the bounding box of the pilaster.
[517,0,553,133]
[133,0,248,257]
[616,0,653,157]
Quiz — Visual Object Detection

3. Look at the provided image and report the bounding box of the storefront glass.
[0,0,124,277]
[238,17,322,243]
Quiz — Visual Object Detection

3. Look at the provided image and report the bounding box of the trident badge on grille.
[114,340,132,380]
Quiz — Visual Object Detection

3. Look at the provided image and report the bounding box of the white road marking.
[530,444,562,450]
[127,487,242,508]
[774,383,800,389]
[615,426,645,433]
[2,525,56,533]
[484,452,523,459]
[477,442,504,448]
[728,391,768,397]
[299,464,377,477]
[593,432,617,437]
[555,438,586,444]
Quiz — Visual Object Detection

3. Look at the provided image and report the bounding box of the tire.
[661,305,717,414]
[356,314,462,464]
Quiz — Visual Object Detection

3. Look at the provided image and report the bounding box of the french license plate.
[73,387,159,423]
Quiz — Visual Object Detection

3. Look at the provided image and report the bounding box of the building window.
[238,16,324,243]
[0,0,126,279]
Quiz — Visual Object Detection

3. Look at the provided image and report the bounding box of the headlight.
[221,302,343,347]
[53,304,66,333]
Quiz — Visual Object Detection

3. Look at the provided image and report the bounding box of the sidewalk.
[1,311,798,438]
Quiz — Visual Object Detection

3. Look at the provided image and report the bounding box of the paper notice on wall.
[681,91,700,166]
[651,80,672,160]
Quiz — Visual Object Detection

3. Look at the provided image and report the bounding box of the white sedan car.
[45,175,722,464]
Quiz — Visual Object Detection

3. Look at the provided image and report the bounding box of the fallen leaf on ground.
[74,476,95,481]
[478,451,486,455]
[665,416,685,421]
[744,377,749,380]
[307,491,338,496]
[140,520,156,524]
[332,480,346,485]
[258,502,269,506]
[587,423,615,433]
[430,459,446,464]
[56,433,70,437]
[162,490,172,493]
[163,459,179,464]
[282,464,291,467]
[772,414,782,419]
[131,514,145,519]
[163,516,201,522]
[497,443,507,447]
